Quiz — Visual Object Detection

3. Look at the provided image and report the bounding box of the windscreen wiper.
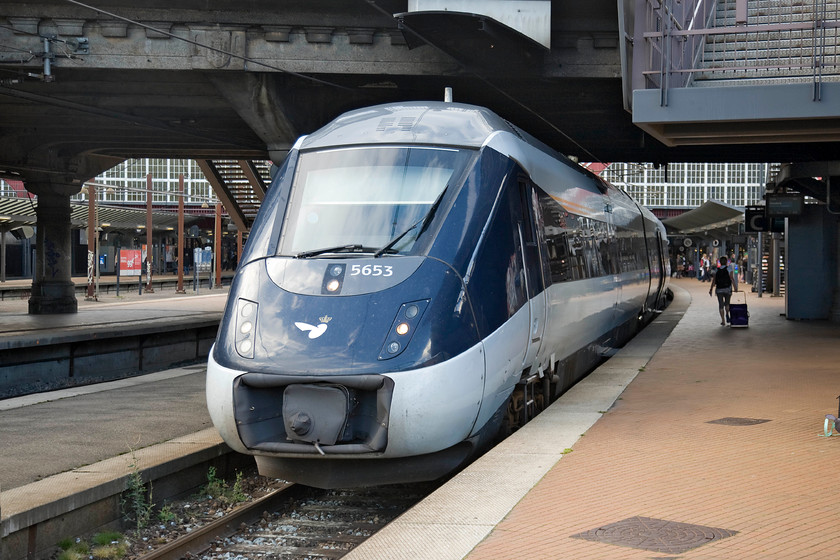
[295,244,377,258]
[374,188,448,258]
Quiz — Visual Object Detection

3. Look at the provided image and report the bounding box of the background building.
[2,159,773,282]
[596,162,773,212]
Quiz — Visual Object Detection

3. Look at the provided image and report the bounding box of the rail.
[636,0,840,105]
[136,484,299,560]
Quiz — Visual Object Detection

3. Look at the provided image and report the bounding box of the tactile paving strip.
[570,516,738,554]
[707,417,771,426]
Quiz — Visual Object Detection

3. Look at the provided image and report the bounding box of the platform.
[349,278,840,559]
[0,277,229,398]
[4,278,840,559]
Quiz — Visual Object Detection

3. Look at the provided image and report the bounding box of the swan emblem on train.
[295,315,332,339]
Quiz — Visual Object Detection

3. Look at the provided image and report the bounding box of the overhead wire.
[0,42,38,56]
[364,0,604,164]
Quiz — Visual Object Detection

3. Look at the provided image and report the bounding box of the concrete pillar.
[788,204,837,319]
[831,222,840,322]
[1,226,7,282]
[28,188,77,314]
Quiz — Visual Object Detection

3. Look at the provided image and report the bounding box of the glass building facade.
[71,159,219,205]
[5,159,774,210]
[597,162,773,209]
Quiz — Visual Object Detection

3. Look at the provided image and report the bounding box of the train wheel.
[539,374,552,410]
[502,391,525,436]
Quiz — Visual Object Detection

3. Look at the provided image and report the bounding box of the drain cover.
[571,516,737,554]
[707,417,770,426]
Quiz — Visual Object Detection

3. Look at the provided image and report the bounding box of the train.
[206,100,670,488]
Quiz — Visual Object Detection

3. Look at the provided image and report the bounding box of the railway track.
[137,482,437,560]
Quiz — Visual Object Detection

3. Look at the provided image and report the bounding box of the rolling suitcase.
[729,291,749,328]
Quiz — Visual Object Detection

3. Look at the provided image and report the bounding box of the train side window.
[537,191,576,283]
[517,180,537,246]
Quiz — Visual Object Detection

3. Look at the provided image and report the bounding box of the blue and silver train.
[206,101,670,488]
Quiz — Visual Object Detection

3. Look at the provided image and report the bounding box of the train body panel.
[207,101,670,488]
[379,343,485,456]
[206,354,250,455]
[474,301,530,434]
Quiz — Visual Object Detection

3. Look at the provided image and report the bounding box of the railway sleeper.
[231,545,350,559]
[258,533,374,545]
[256,519,385,532]
[290,507,403,521]
[301,496,419,509]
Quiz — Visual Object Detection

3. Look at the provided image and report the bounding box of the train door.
[518,179,547,371]
[644,226,666,313]
[653,229,667,307]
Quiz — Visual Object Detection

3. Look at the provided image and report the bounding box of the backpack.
[715,267,731,288]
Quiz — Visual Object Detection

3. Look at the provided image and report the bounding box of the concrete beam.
[633,82,840,146]
[0,16,458,76]
[208,73,300,158]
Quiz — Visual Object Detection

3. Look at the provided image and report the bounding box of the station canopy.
[662,200,744,236]
[0,195,205,234]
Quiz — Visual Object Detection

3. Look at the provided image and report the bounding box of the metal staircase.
[629,0,840,147]
[195,159,272,232]
[694,0,840,85]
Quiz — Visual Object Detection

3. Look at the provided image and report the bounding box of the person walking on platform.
[710,256,735,326]
[729,253,739,292]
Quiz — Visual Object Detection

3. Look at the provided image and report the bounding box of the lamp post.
[86,182,96,301]
[237,229,242,268]
[177,173,185,294]
[145,173,154,293]
[214,202,222,288]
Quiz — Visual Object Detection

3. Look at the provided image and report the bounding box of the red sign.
[119,249,142,276]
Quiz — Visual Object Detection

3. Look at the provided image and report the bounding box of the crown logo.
[319,315,333,324]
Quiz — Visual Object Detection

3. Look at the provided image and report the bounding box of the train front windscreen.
[278,146,473,257]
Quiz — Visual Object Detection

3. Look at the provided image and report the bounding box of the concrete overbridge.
[2,0,840,313]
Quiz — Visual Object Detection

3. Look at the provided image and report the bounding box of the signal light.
[235,298,258,358]
[378,299,429,360]
[321,264,346,294]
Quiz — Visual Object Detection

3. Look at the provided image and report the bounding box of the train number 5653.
[350,264,393,277]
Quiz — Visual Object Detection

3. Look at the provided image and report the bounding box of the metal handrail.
[638,0,839,104]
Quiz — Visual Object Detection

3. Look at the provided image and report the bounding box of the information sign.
[766,194,804,217]
[120,249,142,276]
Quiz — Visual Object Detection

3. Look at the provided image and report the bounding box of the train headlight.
[235,298,258,358]
[378,299,429,360]
[321,263,346,294]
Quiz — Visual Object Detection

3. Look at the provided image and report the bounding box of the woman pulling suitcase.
[709,256,736,326]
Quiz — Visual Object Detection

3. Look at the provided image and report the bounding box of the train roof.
[298,101,543,152]
[294,101,663,229]
[296,101,594,186]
